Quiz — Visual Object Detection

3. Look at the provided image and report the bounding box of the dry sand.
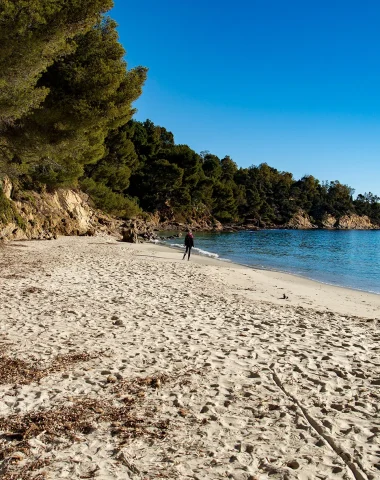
[0,236,379,480]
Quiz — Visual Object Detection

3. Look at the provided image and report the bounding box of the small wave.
[168,243,184,250]
[167,243,219,258]
[193,247,219,258]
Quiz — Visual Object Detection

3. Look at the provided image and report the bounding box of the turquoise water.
[162,230,380,294]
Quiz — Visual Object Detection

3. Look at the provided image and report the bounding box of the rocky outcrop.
[285,210,378,230]
[321,214,336,229]
[336,214,376,229]
[1,176,12,199]
[146,208,223,232]
[121,225,139,243]
[321,213,377,229]
[0,177,122,241]
[286,210,317,229]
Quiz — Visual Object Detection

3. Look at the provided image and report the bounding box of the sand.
[0,236,379,480]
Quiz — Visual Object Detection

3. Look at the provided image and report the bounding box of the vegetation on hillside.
[1,1,379,228]
[83,119,380,226]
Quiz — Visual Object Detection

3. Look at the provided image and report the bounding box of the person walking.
[182,230,194,260]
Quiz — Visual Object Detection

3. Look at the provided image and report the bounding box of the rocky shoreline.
[1,178,379,243]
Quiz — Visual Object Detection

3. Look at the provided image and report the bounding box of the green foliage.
[95,119,378,227]
[354,192,380,224]
[2,17,146,182]
[84,122,140,194]
[80,178,141,218]
[1,2,147,196]
[202,154,222,180]
[0,0,114,125]
[0,187,26,229]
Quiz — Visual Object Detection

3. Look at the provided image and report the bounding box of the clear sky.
[111,0,380,196]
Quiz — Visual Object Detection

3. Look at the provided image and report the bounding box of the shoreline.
[1,236,379,479]
[150,240,380,319]
[160,238,380,296]
[157,229,380,298]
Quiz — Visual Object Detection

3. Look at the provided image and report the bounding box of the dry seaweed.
[1,457,49,480]
[0,394,168,478]
[0,355,45,385]
[0,372,174,474]
[0,368,204,478]
[0,396,168,445]
[0,352,97,385]
[110,372,171,395]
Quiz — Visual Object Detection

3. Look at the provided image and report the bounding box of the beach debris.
[245,444,254,454]
[178,408,190,417]
[22,286,43,295]
[1,458,50,480]
[282,293,289,299]
[0,389,170,479]
[113,319,125,327]
[79,465,100,478]
[287,459,300,469]
[0,352,98,385]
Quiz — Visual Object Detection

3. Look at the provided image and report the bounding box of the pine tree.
[2,15,147,187]
[0,0,113,125]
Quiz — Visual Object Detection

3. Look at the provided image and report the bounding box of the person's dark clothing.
[183,233,194,260]
[184,233,194,248]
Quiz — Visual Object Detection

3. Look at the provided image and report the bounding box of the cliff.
[0,177,122,241]
[286,209,378,230]
[286,210,317,229]
[323,213,376,230]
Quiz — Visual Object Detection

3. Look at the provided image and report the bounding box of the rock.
[122,227,138,243]
[113,319,124,327]
[337,214,375,229]
[245,444,254,454]
[286,209,317,229]
[1,176,13,199]
[0,184,123,241]
[178,408,189,417]
[287,460,300,469]
[107,375,117,383]
[332,466,343,473]
[321,214,337,228]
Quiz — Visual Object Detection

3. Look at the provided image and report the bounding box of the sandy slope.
[0,237,379,480]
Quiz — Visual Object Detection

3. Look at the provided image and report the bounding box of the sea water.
[163,230,380,294]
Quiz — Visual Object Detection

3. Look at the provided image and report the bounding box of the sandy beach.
[1,236,379,480]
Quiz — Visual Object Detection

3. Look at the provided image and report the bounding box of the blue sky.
[111,0,380,196]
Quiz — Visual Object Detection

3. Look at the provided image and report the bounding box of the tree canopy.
[0,0,146,194]
[82,119,380,226]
